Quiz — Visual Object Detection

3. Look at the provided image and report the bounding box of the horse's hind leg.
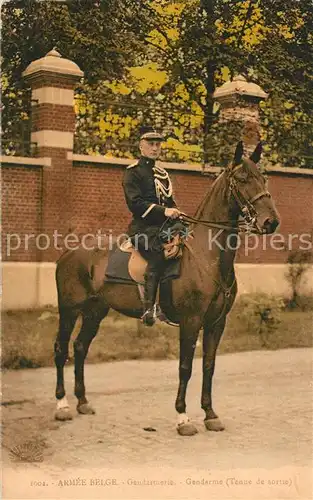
[175,316,202,436]
[74,305,109,415]
[201,317,226,431]
[54,307,79,421]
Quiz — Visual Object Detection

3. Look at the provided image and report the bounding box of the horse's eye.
[234,172,248,183]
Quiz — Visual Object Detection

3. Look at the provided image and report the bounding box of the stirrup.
[141,304,157,326]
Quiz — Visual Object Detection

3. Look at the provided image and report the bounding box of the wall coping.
[264,164,313,176]
[69,153,313,176]
[22,49,83,80]
[69,153,206,172]
[0,155,51,167]
[2,153,312,176]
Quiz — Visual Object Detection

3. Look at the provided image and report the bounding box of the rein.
[179,213,251,233]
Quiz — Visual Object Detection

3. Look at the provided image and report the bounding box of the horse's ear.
[233,141,244,166]
[250,142,262,164]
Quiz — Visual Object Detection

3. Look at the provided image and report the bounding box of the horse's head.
[226,141,280,234]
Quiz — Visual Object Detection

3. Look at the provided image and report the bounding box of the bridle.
[175,161,271,325]
[180,162,271,235]
[227,163,271,234]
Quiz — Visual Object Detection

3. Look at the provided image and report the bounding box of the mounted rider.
[122,126,184,326]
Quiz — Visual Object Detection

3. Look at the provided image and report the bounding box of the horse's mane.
[194,170,227,219]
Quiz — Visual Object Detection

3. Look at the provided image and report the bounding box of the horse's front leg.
[201,317,226,431]
[175,316,202,436]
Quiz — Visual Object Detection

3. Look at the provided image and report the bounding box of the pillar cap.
[22,49,84,79]
[213,74,268,101]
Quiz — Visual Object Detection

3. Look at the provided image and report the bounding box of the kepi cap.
[139,126,164,142]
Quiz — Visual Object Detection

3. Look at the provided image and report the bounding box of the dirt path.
[2,348,312,500]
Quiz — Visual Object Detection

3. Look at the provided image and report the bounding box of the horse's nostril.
[263,218,279,234]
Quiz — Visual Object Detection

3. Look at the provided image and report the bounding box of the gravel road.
[2,348,312,499]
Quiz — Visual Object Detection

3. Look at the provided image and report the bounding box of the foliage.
[74,0,313,165]
[2,0,313,166]
[238,293,285,347]
[2,305,312,369]
[139,0,313,166]
[1,0,151,151]
[285,250,313,310]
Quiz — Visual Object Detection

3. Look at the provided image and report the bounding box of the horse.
[54,141,280,436]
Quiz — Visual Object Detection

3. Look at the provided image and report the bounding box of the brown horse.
[54,142,280,435]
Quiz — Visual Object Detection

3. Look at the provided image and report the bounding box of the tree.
[2,0,313,167]
[135,0,313,166]
[1,0,151,153]
[75,0,313,167]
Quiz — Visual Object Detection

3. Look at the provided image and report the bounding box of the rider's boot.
[141,270,160,326]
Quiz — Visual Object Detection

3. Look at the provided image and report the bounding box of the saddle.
[105,234,185,284]
[104,224,191,325]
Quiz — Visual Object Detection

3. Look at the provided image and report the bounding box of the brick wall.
[2,164,42,261]
[71,161,313,264]
[238,174,313,263]
[71,164,210,236]
[2,158,312,263]
[71,164,129,235]
[32,104,75,132]
[31,76,78,89]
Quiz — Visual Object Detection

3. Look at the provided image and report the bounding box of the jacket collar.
[139,156,155,168]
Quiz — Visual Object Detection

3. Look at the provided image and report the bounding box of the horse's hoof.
[54,408,73,421]
[204,418,225,431]
[77,403,95,415]
[177,422,198,436]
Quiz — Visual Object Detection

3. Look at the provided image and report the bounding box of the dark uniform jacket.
[122,156,177,237]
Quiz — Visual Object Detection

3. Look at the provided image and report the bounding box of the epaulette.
[126,161,139,169]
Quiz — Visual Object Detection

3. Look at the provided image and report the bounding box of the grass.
[1,299,312,370]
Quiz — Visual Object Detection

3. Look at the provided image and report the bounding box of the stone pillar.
[213,75,268,164]
[22,49,83,260]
